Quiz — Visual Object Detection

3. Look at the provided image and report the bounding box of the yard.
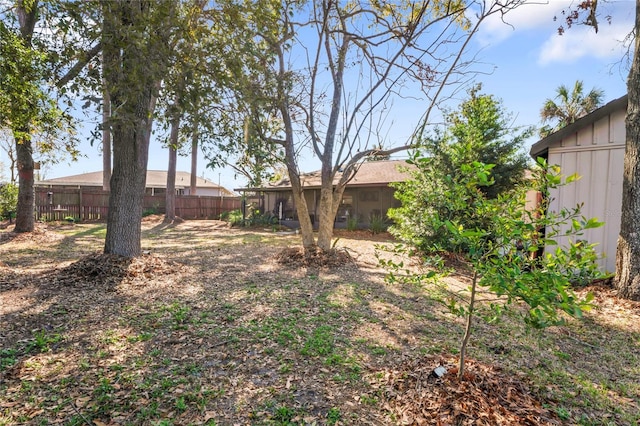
[1,217,639,425]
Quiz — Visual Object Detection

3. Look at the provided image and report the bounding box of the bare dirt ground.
[1,217,639,425]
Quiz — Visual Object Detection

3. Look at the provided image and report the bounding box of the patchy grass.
[1,219,639,425]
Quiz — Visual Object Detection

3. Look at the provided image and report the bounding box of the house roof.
[530,94,628,158]
[36,170,235,196]
[239,159,414,192]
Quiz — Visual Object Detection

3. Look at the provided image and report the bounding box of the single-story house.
[530,95,627,273]
[36,170,235,197]
[237,159,413,228]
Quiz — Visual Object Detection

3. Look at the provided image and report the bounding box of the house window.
[336,195,353,222]
[359,191,379,202]
[146,188,166,195]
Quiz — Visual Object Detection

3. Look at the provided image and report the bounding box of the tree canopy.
[539,80,604,137]
[0,0,100,232]
[388,86,531,254]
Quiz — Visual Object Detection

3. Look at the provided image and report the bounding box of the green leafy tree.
[200,2,287,189]
[539,80,604,137]
[381,157,604,379]
[0,182,18,220]
[155,1,215,223]
[101,0,178,257]
[389,87,531,253]
[434,85,531,199]
[0,1,100,233]
[154,1,281,222]
[0,12,59,232]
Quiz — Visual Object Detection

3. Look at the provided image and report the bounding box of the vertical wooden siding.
[547,109,625,273]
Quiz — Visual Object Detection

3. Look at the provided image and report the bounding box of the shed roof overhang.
[529,95,628,159]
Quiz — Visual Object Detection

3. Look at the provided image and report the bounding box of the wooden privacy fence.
[35,188,241,221]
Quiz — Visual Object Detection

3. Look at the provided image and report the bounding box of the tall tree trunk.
[102,0,168,257]
[102,80,111,191]
[165,114,179,223]
[615,4,640,300]
[14,132,35,233]
[12,1,39,233]
[283,133,315,246]
[190,123,198,195]
[104,82,160,257]
[105,126,149,256]
[284,148,313,247]
[104,85,157,256]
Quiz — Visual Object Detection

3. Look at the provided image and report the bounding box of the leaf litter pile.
[275,246,353,269]
[1,219,639,425]
[55,252,184,287]
[371,355,558,425]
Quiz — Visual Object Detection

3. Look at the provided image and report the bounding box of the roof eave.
[235,182,401,192]
[530,94,628,158]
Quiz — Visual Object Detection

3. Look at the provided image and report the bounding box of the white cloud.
[474,1,634,65]
[477,1,572,46]
[537,20,633,65]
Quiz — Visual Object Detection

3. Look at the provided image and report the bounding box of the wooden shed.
[530,95,627,273]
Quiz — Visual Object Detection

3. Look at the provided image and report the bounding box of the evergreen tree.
[389,85,532,253]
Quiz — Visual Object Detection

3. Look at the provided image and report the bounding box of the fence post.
[79,186,83,221]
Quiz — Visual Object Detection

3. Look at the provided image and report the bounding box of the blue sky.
[478,0,633,135]
[2,1,634,193]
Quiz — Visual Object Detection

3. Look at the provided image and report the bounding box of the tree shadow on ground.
[1,221,638,425]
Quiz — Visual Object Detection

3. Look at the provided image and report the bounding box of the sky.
[1,0,635,193]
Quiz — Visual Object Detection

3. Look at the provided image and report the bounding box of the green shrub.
[226,209,244,226]
[369,215,387,234]
[0,182,18,220]
[245,209,278,226]
[142,206,158,217]
[388,86,531,254]
[346,216,359,231]
[381,158,604,379]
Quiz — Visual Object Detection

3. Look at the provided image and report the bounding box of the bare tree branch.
[56,42,102,88]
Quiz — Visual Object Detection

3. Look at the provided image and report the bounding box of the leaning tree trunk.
[14,132,35,233]
[283,146,314,247]
[615,4,640,301]
[289,177,315,248]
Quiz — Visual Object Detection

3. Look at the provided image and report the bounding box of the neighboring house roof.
[36,170,235,196]
[530,95,628,158]
[239,159,414,192]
